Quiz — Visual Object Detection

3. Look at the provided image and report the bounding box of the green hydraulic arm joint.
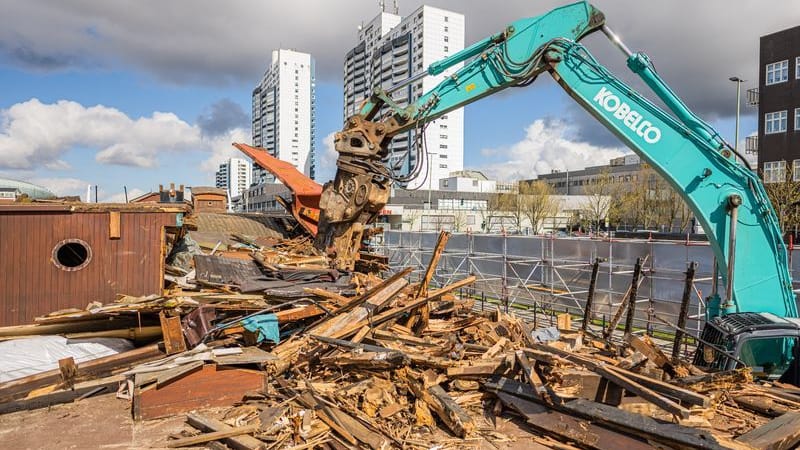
[427,30,508,76]
[357,1,606,126]
[601,26,728,155]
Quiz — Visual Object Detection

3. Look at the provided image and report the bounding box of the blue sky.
[0,1,782,201]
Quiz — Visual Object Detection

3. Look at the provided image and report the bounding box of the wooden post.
[604,255,649,340]
[623,257,643,339]
[672,262,697,361]
[58,357,77,390]
[407,231,450,330]
[581,258,601,332]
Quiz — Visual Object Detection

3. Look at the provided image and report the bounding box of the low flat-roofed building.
[0,187,20,203]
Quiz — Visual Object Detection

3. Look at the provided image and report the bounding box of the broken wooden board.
[735,411,800,450]
[160,312,187,355]
[627,334,678,377]
[0,343,163,402]
[186,412,265,450]
[0,375,124,414]
[167,424,260,448]
[134,364,266,420]
[496,391,652,450]
[400,368,475,438]
[487,378,727,450]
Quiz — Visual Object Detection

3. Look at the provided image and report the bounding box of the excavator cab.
[694,312,800,381]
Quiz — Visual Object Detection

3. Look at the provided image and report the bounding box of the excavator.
[235,1,800,381]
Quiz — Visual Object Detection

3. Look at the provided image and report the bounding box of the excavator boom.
[238,1,800,378]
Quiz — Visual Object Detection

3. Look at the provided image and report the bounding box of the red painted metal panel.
[233,142,322,235]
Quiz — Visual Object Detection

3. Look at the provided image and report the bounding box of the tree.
[483,191,520,233]
[405,209,421,231]
[581,168,616,231]
[519,180,559,234]
[481,193,505,232]
[452,210,467,232]
[764,161,800,235]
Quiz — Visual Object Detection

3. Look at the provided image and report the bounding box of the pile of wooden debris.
[1,232,800,450]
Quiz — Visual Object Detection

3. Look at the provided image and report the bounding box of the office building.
[215,158,252,199]
[753,25,800,183]
[531,155,646,195]
[343,5,465,189]
[251,49,316,184]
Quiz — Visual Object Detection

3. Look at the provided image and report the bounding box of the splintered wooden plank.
[186,413,265,450]
[401,369,475,438]
[327,276,476,341]
[496,392,652,450]
[515,350,550,402]
[487,379,724,450]
[273,305,325,323]
[167,424,260,448]
[310,268,412,337]
[736,412,800,450]
[627,334,677,377]
[526,343,692,418]
[408,231,450,329]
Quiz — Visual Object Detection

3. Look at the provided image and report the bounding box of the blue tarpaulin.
[241,313,280,344]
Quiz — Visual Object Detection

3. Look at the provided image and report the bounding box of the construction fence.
[372,231,800,359]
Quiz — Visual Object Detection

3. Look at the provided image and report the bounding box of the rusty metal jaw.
[315,117,395,271]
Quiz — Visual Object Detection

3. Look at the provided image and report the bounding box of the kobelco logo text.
[593,87,661,144]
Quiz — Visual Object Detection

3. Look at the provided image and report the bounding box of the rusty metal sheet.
[193,255,263,287]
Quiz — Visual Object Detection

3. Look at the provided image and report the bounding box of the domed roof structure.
[0,178,57,199]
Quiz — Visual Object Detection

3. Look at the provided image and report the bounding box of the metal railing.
[373,231,722,357]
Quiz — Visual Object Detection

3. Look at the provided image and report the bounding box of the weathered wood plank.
[408,231,450,330]
[401,369,475,437]
[167,424,260,448]
[0,376,123,414]
[496,391,652,450]
[326,276,476,341]
[160,312,187,355]
[186,413,265,450]
[486,378,726,450]
[736,412,800,450]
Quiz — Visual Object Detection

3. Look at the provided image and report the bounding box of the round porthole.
[52,239,92,271]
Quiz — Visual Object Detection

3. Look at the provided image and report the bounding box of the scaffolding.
[374,231,730,358]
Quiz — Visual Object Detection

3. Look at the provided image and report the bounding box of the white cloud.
[100,187,146,203]
[29,176,91,199]
[199,127,252,176]
[1,1,796,117]
[0,98,251,179]
[0,99,201,169]
[315,132,338,183]
[478,119,626,181]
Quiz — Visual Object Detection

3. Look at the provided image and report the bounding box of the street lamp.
[426,151,439,209]
[729,77,745,153]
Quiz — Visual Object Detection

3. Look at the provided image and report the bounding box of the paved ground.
[0,393,548,449]
[0,394,186,449]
